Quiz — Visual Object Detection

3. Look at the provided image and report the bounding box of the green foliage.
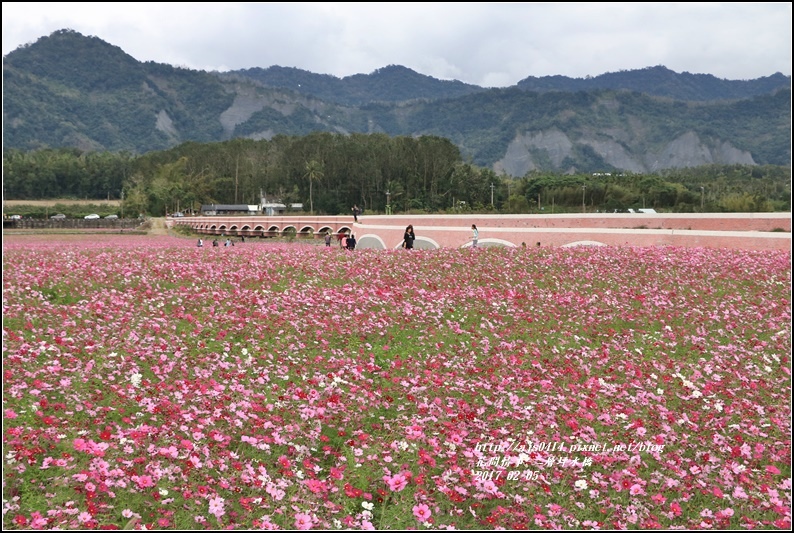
[2,30,790,175]
[3,137,791,216]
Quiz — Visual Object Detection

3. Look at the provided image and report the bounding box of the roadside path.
[148,217,170,236]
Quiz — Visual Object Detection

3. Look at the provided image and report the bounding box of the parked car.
[50,213,66,219]
[84,214,100,219]
[104,214,119,219]
[10,214,22,220]
[171,212,184,217]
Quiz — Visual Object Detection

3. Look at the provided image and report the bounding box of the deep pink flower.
[413,504,431,521]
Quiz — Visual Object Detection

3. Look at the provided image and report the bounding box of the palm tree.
[304,160,324,214]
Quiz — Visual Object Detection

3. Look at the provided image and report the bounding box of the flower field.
[2,235,791,530]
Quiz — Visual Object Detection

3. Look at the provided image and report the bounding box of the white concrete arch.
[408,236,440,250]
[561,240,607,247]
[461,238,517,248]
[357,234,386,250]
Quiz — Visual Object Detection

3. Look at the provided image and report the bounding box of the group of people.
[325,232,357,250]
[198,238,238,247]
[198,223,480,250]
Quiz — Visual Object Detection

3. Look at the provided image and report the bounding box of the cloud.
[2,2,791,87]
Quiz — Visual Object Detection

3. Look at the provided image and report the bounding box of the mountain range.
[3,29,791,175]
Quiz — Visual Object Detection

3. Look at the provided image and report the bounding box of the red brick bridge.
[169,212,791,251]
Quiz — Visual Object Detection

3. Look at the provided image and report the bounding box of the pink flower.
[133,475,154,489]
[295,512,313,530]
[717,507,735,519]
[413,504,432,521]
[629,483,645,496]
[766,465,781,475]
[384,473,408,492]
[208,496,225,519]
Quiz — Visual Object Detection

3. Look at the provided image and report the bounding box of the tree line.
[3,133,790,217]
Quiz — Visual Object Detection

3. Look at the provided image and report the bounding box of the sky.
[2,2,791,88]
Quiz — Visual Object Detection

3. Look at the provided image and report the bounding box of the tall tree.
[304,159,324,214]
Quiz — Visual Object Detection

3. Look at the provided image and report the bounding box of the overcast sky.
[3,2,791,88]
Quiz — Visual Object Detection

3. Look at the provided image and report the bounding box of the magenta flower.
[413,503,432,521]
[295,512,313,530]
[384,473,409,492]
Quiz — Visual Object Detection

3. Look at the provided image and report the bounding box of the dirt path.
[148,217,171,236]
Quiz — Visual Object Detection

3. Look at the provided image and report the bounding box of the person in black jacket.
[347,234,357,250]
[402,225,415,249]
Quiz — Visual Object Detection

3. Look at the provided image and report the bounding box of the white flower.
[130,373,142,387]
[575,479,588,490]
[159,488,169,497]
[362,501,374,511]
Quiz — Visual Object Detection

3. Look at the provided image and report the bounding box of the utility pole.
[490,183,494,206]
[582,185,587,214]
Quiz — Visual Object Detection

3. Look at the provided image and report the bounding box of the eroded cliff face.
[495,129,756,176]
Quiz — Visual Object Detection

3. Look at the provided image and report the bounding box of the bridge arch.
[298,225,315,238]
[402,236,440,250]
[167,214,790,251]
[461,238,517,248]
[561,240,607,247]
[357,234,386,250]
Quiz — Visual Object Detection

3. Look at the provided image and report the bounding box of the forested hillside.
[3,29,791,175]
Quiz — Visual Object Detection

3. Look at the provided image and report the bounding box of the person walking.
[470,224,479,248]
[325,232,332,247]
[347,234,357,250]
[402,225,415,249]
[340,233,348,249]
[352,205,360,222]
